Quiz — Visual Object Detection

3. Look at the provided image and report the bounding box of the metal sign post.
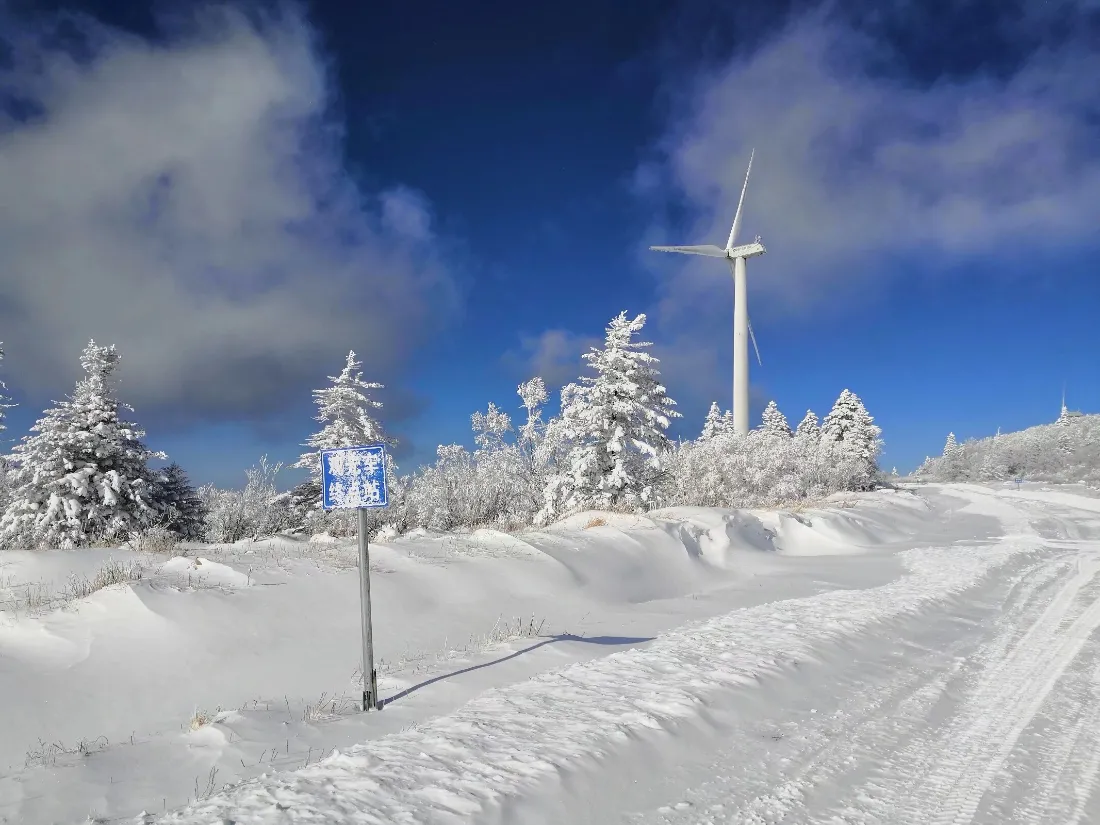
[320,444,389,712]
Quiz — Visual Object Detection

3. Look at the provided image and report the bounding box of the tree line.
[0,312,887,549]
[915,405,1100,485]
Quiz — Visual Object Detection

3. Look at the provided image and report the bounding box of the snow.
[3,483,1100,823]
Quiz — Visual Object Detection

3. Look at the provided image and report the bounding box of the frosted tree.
[701,402,725,440]
[914,455,935,477]
[0,345,14,514]
[820,389,882,488]
[758,400,792,438]
[979,432,1007,482]
[471,402,512,451]
[0,341,165,548]
[538,312,680,522]
[294,350,395,487]
[517,377,548,452]
[940,432,967,481]
[943,431,959,455]
[290,350,399,535]
[795,410,820,441]
[1055,401,1074,459]
[0,343,12,433]
[721,409,736,434]
[154,463,207,540]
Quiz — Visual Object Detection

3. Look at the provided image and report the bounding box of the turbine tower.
[650,149,766,435]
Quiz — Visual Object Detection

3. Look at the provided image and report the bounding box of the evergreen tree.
[914,455,935,477]
[821,389,882,488]
[758,400,792,438]
[1057,402,1070,427]
[701,402,725,440]
[0,341,165,548]
[795,410,820,441]
[0,345,14,514]
[293,350,395,493]
[1056,402,1074,460]
[721,409,736,435]
[940,431,967,481]
[154,463,207,540]
[0,343,13,433]
[943,431,959,456]
[538,312,680,522]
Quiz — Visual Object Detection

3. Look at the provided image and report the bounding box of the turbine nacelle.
[726,237,765,260]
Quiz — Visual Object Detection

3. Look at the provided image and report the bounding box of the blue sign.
[320,445,389,510]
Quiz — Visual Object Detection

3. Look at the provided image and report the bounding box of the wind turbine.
[650,149,766,435]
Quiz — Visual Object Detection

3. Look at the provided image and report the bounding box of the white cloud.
[644,7,1100,327]
[502,328,603,390]
[0,5,459,421]
[380,186,434,241]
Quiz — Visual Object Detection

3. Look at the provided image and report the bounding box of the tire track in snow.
[1064,664,1100,825]
[623,552,1072,825]
[839,550,1100,825]
[996,658,1100,825]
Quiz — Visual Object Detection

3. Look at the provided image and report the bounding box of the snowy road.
[595,490,1100,825]
[158,484,1100,825]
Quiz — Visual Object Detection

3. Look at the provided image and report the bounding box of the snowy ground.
[3,483,1098,824]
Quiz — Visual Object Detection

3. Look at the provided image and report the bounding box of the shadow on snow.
[380,634,655,708]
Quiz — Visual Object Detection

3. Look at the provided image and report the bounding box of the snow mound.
[159,556,251,588]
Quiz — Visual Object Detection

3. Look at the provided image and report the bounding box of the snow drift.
[2,488,934,824]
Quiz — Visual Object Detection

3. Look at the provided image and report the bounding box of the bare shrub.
[302,692,359,723]
[189,706,223,731]
[126,525,179,555]
[25,735,108,768]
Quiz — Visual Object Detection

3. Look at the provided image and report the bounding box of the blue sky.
[0,0,1097,487]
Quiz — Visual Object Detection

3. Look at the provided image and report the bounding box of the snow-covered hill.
[5,484,1100,824]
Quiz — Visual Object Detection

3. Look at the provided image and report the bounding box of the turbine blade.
[726,148,755,251]
[649,244,729,258]
[748,317,762,367]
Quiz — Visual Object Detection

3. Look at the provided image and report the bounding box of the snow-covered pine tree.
[1056,402,1074,460]
[820,389,883,489]
[0,343,13,433]
[914,455,935,477]
[795,410,820,441]
[721,409,736,435]
[943,431,958,456]
[154,463,207,540]
[701,402,725,440]
[940,431,966,481]
[758,400,792,438]
[0,341,165,549]
[538,312,681,522]
[0,344,14,513]
[293,350,395,495]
